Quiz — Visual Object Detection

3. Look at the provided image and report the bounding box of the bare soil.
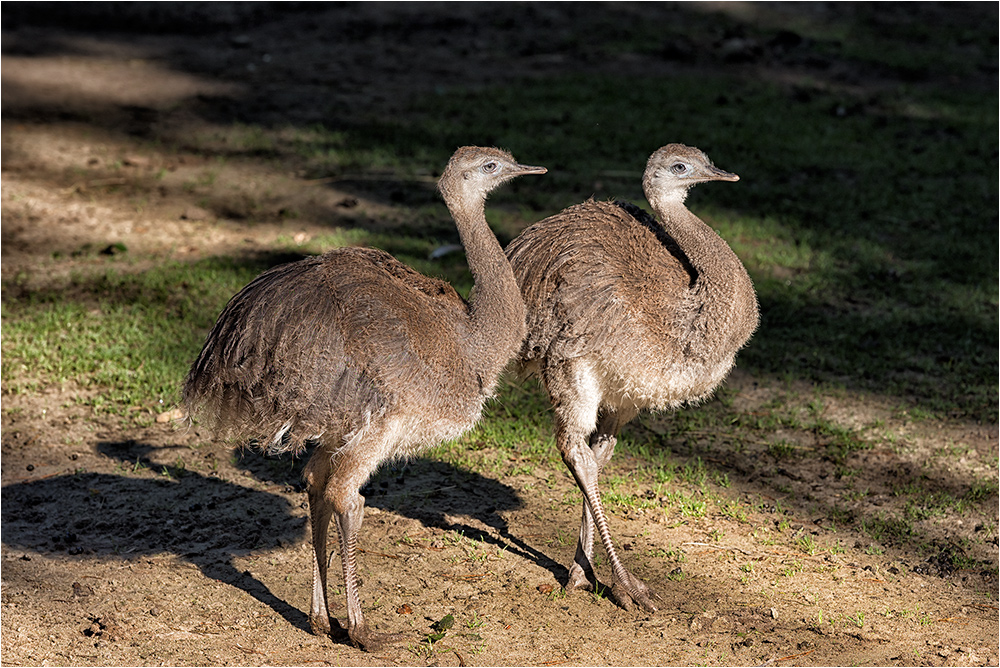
[2,3,998,666]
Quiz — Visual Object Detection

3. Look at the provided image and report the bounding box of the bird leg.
[558,426,661,613]
[306,451,342,637]
[305,444,406,652]
[333,493,378,649]
[307,481,342,637]
[566,408,637,593]
[544,359,661,614]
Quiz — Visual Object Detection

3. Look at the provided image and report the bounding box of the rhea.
[184,146,545,651]
[505,144,758,612]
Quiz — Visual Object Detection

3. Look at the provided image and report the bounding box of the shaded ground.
[2,3,998,666]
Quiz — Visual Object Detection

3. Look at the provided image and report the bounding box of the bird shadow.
[358,457,568,583]
[224,438,564,580]
[1,443,313,634]
[1,436,560,638]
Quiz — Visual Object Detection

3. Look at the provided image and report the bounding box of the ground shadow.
[231,441,565,582]
[0,435,551,641]
[358,457,568,584]
[0,459,313,633]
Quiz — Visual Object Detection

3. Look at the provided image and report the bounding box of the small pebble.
[72,582,93,597]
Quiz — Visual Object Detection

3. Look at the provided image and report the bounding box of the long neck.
[446,193,527,376]
[648,189,759,352]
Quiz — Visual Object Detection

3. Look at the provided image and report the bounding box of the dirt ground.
[2,3,998,667]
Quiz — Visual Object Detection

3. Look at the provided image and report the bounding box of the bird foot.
[566,563,595,592]
[610,571,662,614]
[348,626,409,653]
[310,613,349,640]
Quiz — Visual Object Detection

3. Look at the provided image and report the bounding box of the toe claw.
[309,613,331,637]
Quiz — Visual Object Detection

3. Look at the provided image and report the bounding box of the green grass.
[3,255,267,410]
[16,70,990,419]
[51,34,990,421]
[356,74,995,422]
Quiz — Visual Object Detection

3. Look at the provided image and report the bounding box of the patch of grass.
[964,477,999,505]
[661,491,708,518]
[649,546,687,564]
[767,440,800,459]
[843,488,869,502]
[796,534,818,556]
[546,586,567,602]
[779,559,805,578]
[751,527,779,547]
[718,499,750,523]
[128,49,998,423]
[859,514,913,545]
[465,611,485,630]
[2,256,271,411]
[400,70,994,421]
[1,227,525,421]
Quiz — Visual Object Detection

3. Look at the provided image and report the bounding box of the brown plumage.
[184,146,545,651]
[506,144,758,612]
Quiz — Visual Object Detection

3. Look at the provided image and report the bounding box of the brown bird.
[506,144,758,612]
[184,146,546,650]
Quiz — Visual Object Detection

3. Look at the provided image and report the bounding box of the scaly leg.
[566,407,637,592]
[305,449,339,637]
[546,362,661,612]
[305,439,406,651]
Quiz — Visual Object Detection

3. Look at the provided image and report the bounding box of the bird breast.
[510,199,755,410]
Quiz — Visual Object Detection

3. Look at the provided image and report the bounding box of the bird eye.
[482,161,499,173]
[670,162,689,175]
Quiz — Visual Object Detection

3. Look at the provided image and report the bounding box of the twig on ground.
[776,649,814,662]
[681,541,755,556]
[234,643,264,655]
[438,571,491,580]
[358,548,400,559]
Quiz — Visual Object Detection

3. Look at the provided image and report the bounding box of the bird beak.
[707,165,739,182]
[512,164,548,176]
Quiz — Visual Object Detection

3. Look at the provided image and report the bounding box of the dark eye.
[670,162,688,175]
[482,161,499,173]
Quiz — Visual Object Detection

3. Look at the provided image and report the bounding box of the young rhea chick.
[185,146,546,651]
[506,144,758,613]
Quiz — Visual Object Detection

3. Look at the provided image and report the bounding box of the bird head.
[439,147,547,203]
[643,144,738,205]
